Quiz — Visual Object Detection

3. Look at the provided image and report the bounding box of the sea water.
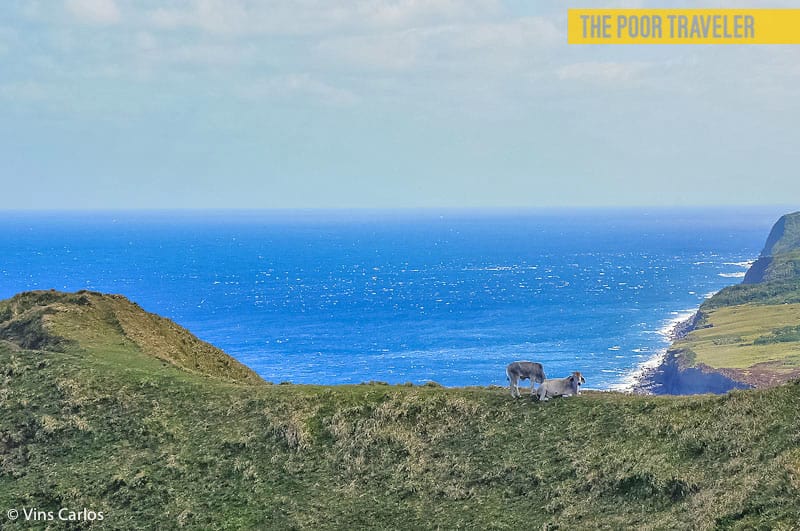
[0,207,783,389]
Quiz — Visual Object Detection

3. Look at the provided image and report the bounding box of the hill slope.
[645,211,800,392]
[743,211,800,284]
[1,291,800,528]
[0,290,263,385]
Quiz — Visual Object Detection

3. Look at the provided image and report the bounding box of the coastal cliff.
[634,345,752,395]
[638,211,800,394]
[743,211,800,284]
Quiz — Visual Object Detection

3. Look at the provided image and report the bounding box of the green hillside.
[743,211,800,285]
[670,304,800,387]
[0,290,263,385]
[664,211,800,388]
[758,211,800,258]
[2,291,800,529]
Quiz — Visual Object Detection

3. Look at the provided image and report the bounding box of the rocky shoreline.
[631,311,752,395]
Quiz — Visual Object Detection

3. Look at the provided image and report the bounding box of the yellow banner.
[568,9,800,44]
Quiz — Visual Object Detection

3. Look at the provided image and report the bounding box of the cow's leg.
[509,374,518,398]
[537,388,548,401]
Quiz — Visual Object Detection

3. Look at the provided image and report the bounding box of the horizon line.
[0,204,796,214]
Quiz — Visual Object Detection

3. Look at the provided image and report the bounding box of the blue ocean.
[0,208,784,389]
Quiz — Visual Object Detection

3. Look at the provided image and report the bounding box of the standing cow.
[506,361,546,398]
[536,371,585,401]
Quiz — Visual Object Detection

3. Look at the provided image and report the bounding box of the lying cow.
[536,371,585,401]
[506,361,546,398]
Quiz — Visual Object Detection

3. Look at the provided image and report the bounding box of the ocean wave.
[718,272,746,278]
[461,266,515,271]
[610,309,698,392]
[723,260,755,268]
[608,348,669,392]
[657,310,698,339]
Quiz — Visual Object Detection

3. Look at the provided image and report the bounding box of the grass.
[0,290,263,385]
[675,304,800,371]
[703,278,800,309]
[762,212,800,257]
[680,232,800,384]
[754,325,800,345]
[1,291,800,529]
[762,250,800,283]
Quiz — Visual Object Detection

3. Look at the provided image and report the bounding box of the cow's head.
[569,371,585,387]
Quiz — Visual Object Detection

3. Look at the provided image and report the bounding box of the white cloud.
[315,29,422,71]
[65,0,121,25]
[236,74,358,106]
[0,28,16,56]
[0,81,51,101]
[149,0,250,35]
[14,1,797,122]
[452,17,561,51]
[316,17,561,73]
[556,61,651,85]
[127,32,259,73]
[135,31,157,51]
[147,0,500,36]
[21,1,44,19]
[140,42,256,68]
[355,0,500,28]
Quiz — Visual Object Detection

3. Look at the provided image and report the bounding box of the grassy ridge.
[0,290,263,385]
[1,292,800,528]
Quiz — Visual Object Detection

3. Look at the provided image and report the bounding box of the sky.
[1,0,799,209]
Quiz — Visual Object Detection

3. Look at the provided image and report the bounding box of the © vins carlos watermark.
[6,507,104,522]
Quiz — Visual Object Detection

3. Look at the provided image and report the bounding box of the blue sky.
[1,0,799,209]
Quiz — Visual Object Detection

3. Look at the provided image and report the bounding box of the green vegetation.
[760,211,800,257]
[674,284,800,387]
[0,290,263,385]
[672,211,800,387]
[702,278,800,309]
[702,213,800,308]
[755,325,800,345]
[743,212,800,285]
[758,250,800,283]
[742,251,800,286]
[2,291,800,528]
[673,304,800,372]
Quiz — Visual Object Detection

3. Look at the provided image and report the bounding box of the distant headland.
[636,210,800,394]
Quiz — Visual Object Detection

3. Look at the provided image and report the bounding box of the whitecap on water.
[718,272,746,278]
[723,260,755,268]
